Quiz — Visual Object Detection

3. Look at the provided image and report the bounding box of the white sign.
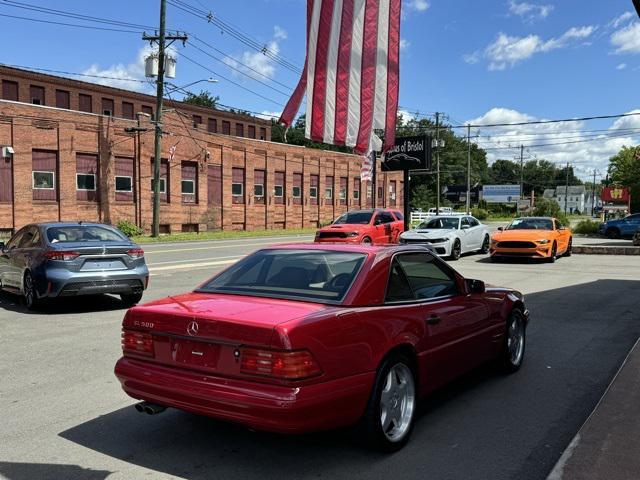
[483,185,521,203]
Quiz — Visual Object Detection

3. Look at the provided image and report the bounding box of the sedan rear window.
[199,249,367,303]
[46,226,126,243]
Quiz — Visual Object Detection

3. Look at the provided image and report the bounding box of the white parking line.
[148,257,242,273]
[147,254,244,266]
[144,239,309,255]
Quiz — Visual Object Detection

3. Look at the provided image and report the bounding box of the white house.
[543,186,586,214]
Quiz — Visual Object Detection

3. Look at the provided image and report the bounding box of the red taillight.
[121,330,154,357]
[43,250,80,261]
[240,348,322,380]
[127,248,144,259]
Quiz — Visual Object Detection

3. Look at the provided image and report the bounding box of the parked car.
[314,209,404,244]
[399,215,490,260]
[598,213,640,239]
[490,217,572,263]
[634,228,640,247]
[427,207,455,216]
[0,222,148,309]
[115,243,529,451]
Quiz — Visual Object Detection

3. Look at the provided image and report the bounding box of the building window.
[2,80,18,101]
[235,123,244,137]
[151,159,170,202]
[274,185,284,197]
[274,171,285,205]
[181,179,195,194]
[141,105,153,118]
[260,127,267,140]
[353,178,360,200]
[30,85,45,105]
[293,172,302,205]
[115,176,133,192]
[181,161,198,204]
[207,118,217,133]
[151,178,167,194]
[254,169,265,204]
[122,102,134,119]
[310,186,318,198]
[232,167,245,204]
[33,171,55,189]
[248,125,256,139]
[55,90,70,109]
[310,174,319,205]
[292,186,301,197]
[339,176,348,205]
[102,98,114,116]
[222,121,231,135]
[76,173,96,191]
[325,176,334,201]
[79,94,92,113]
[193,115,202,128]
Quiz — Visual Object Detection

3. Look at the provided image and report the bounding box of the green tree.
[607,145,640,212]
[270,115,353,153]
[182,90,220,109]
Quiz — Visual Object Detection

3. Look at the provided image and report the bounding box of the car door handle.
[426,315,441,325]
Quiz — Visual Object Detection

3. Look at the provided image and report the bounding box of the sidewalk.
[547,338,640,480]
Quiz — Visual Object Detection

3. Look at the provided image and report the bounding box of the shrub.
[532,198,570,226]
[471,207,489,220]
[116,220,143,238]
[573,219,601,235]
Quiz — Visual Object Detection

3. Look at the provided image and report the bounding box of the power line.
[0,11,142,33]
[0,62,149,84]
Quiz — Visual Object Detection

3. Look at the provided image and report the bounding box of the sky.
[1,0,639,181]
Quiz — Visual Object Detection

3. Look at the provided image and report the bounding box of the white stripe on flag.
[305,0,323,139]
[372,0,390,130]
[346,0,366,147]
[323,0,344,144]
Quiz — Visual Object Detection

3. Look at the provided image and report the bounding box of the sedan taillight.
[127,248,144,259]
[43,251,80,261]
[121,330,154,357]
[240,348,322,380]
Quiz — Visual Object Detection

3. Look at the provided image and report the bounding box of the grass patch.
[132,227,317,244]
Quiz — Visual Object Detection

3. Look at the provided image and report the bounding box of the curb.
[573,246,640,255]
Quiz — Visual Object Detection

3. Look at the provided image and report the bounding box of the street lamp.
[165,78,218,95]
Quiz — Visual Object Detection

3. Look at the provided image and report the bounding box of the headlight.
[430,238,448,243]
[346,232,359,237]
[537,239,550,244]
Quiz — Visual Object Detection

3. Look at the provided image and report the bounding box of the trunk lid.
[47,242,137,271]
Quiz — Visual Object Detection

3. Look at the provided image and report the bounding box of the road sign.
[382,135,431,171]
[482,185,521,203]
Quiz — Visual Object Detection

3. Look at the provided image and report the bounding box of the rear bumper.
[114,357,374,434]
[42,267,148,298]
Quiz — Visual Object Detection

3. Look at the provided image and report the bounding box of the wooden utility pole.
[466,124,471,214]
[564,162,570,215]
[435,112,440,215]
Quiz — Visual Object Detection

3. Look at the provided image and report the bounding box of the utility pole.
[564,162,570,216]
[591,169,597,216]
[435,112,440,215]
[466,124,471,214]
[143,0,187,237]
[519,144,524,202]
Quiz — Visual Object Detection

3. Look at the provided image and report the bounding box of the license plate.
[82,260,124,270]
[171,339,221,369]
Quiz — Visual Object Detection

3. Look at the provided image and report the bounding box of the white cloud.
[398,109,418,122]
[611,22,640,54]
[405,0,429,12]
[400,38,410,52]
[609,11,635,29]
[617,62,627,70]
[224,26,286,80]
[81,47,155,92]
[508,1,553,22]
[465,107,640,178]
[467,25,596,70]
[257,110,282,120]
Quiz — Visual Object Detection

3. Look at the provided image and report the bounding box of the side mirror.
[497,227,504,231]
[374,218,382,226]
[558,226,566,231]
[462,225,470,230]
[466,279,485,294]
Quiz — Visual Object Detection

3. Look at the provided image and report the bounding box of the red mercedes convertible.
[115,243,529,451]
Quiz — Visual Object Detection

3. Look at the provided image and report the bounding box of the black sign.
[382,135,431,172]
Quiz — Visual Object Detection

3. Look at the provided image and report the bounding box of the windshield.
[198,249,367,303]
[333,211,373,225]
[46,225,127,243]
[417,217,459,230]
[506,218,553,230]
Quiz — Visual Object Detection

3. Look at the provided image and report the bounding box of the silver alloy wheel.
[379,363,416,442]
[24,273,34,307]
[507,315,524,366]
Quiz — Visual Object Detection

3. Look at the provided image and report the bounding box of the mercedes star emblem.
[186,320,199,336]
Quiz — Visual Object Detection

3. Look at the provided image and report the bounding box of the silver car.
[0,222,148,310]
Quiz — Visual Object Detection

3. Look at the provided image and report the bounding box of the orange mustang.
[490,217,572,262]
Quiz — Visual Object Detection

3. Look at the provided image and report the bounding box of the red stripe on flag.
[355,0,380,153]
[383,0,401,152]
[279,0,315,127]
[333,0,355,145]
[310,0,336,141]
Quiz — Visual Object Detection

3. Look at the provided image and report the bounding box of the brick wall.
[0,100,403,233]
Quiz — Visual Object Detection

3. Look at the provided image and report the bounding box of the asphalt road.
[1,236,639,480]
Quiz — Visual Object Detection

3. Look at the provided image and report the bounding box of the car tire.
[564,237,572,257]
[479,235,490,254]
[120,291,143,307]
[23,271,40,311]
[547,242,557,263]
[357,353,417,452]
[361,236,372,245]
[450,239,461,261]
[498,309,526,373]
[606,227,620,239]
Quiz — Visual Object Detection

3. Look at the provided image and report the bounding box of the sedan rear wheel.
[499,309,526,373]
[120,291,143,307]
[358,354,416,452]
[23,271,40,311]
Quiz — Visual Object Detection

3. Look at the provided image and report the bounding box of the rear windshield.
[506,218,553,230]
[198,249,367,303]
[333,211,373,225]
[46,225,127,243]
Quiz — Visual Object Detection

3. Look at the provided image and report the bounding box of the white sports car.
[399,215,491,260]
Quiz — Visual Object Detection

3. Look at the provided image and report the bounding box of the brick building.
[0,67,403,235]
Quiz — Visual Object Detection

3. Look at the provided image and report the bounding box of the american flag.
[279,0,401,154]
[360,150,375,181]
